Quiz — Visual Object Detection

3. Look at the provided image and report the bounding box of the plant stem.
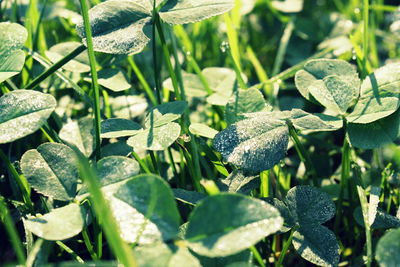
[56,241,84,263]
[79,0,102,160]
[272,18,294,76]
[0,197,26,265]
[260,170,270,198]
[287,121,317,185]
[250,246,266,267]
[0,148,33,210]
[75,148,138,267]
[24,45,86,90]
[152,0,162,104]
[132,151,152,174]
[82,228,98,260]
[362,0,370,77]
[276,226,298,266]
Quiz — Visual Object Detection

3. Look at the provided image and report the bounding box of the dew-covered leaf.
[127,122,181,151]
[39,262,119,267]
[110,95,148,120]
[189,123,218,139]
[59,117,95,157]
[263,197,296,233]
[114,174,181,243]
[225,88,270,125]
[295,59,360,114]
[292,225,340,267]
[347,109,400,149]
[102,141,132,157]
[185,193,283,257]
[45,42,90,73]
[101,118,142,138]
[75,0,153,54]
[173,188,207,206]
[0,90,57,144]
[159,0,235,25]
[290,109,343,132]
[95,68,131,92]
[347,63,400,124]
[145,101,187,128]
[0,22,28,83]
[376,229,400,267]
[353,207,400,229]
[272,0,304,13]
[20,143,79,201]
[213,116,289,173]
[218,170,260,195]
[24,203,86,241]
[285,185,336,225]
[97,156,140,187]
[134,243,201,267]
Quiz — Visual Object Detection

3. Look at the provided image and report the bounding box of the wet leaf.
[101,118,142,138]
[292,225,340,267]
[263,197,296,233]
[45,42,90,73]
[114,174,181,243]
[290,109,343,132]
[59,117,95,157]
[127,122,181,151]
[110,95,148,120]
[145,101,187,128]
[285,185,336,225]
[159,0,235,25]
[21,143,79,201]
[97,156,140,187]
[353,207,400,229]
[225,88,270,125]
[185,193,283,257]
[0,90,57,144]
[0,22,28,83]
[24,203,86,241]
[76,0,153,54]
[173,189,207,206]
[347,63,400,123]
[376,228,400,267]
[96,68,131,92]
[295,59,360,114]
[163,72,207,97]
[213,116,289,173]
[134,243,201,267]
[347,109,400,149]
[218,170,260,195]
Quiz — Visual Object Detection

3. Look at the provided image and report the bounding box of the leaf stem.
[0,197,26,265]
[79,0,102,161]
[362,0,370,77]
[74,148,138,267]
[276,226,298,266]
[250,246,266,267]
[24,45,86,90]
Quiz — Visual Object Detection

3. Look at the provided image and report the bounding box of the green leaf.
[24,203,86,241]
[0,22,28,83]
[163,72,207,97]
[97,156,140,187]
[285,185,336,226]
[295,59,360,114]
[76,0,153,54]
[114,174,181,243]
[173,189,207,206]
[127,122,181,151]
[225,88,270,125]
[185,193,283,257]
[292,225,340,267]
[290,109,343,132]
[59,117,95,157]
[0,90,57,144]
[272,0,304,13]
[95,68,132,92]
[347,109,400,149]
[45,42,90,73]
[213,116,289,173]
[376,229,400,267]
[263,197,296,233]
[101,118,142,138]
[353,207,400,229]
[145,101,187,128]
[347,63,400,123]
[21,143,79,201]
[189,123,219,139]
[110,95,148,120]
[134,243,201,267]
[39,262,119,267]
[218,170,260,195]
[159,0,235,25]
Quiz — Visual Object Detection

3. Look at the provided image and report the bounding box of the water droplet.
[220,41,230,53]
